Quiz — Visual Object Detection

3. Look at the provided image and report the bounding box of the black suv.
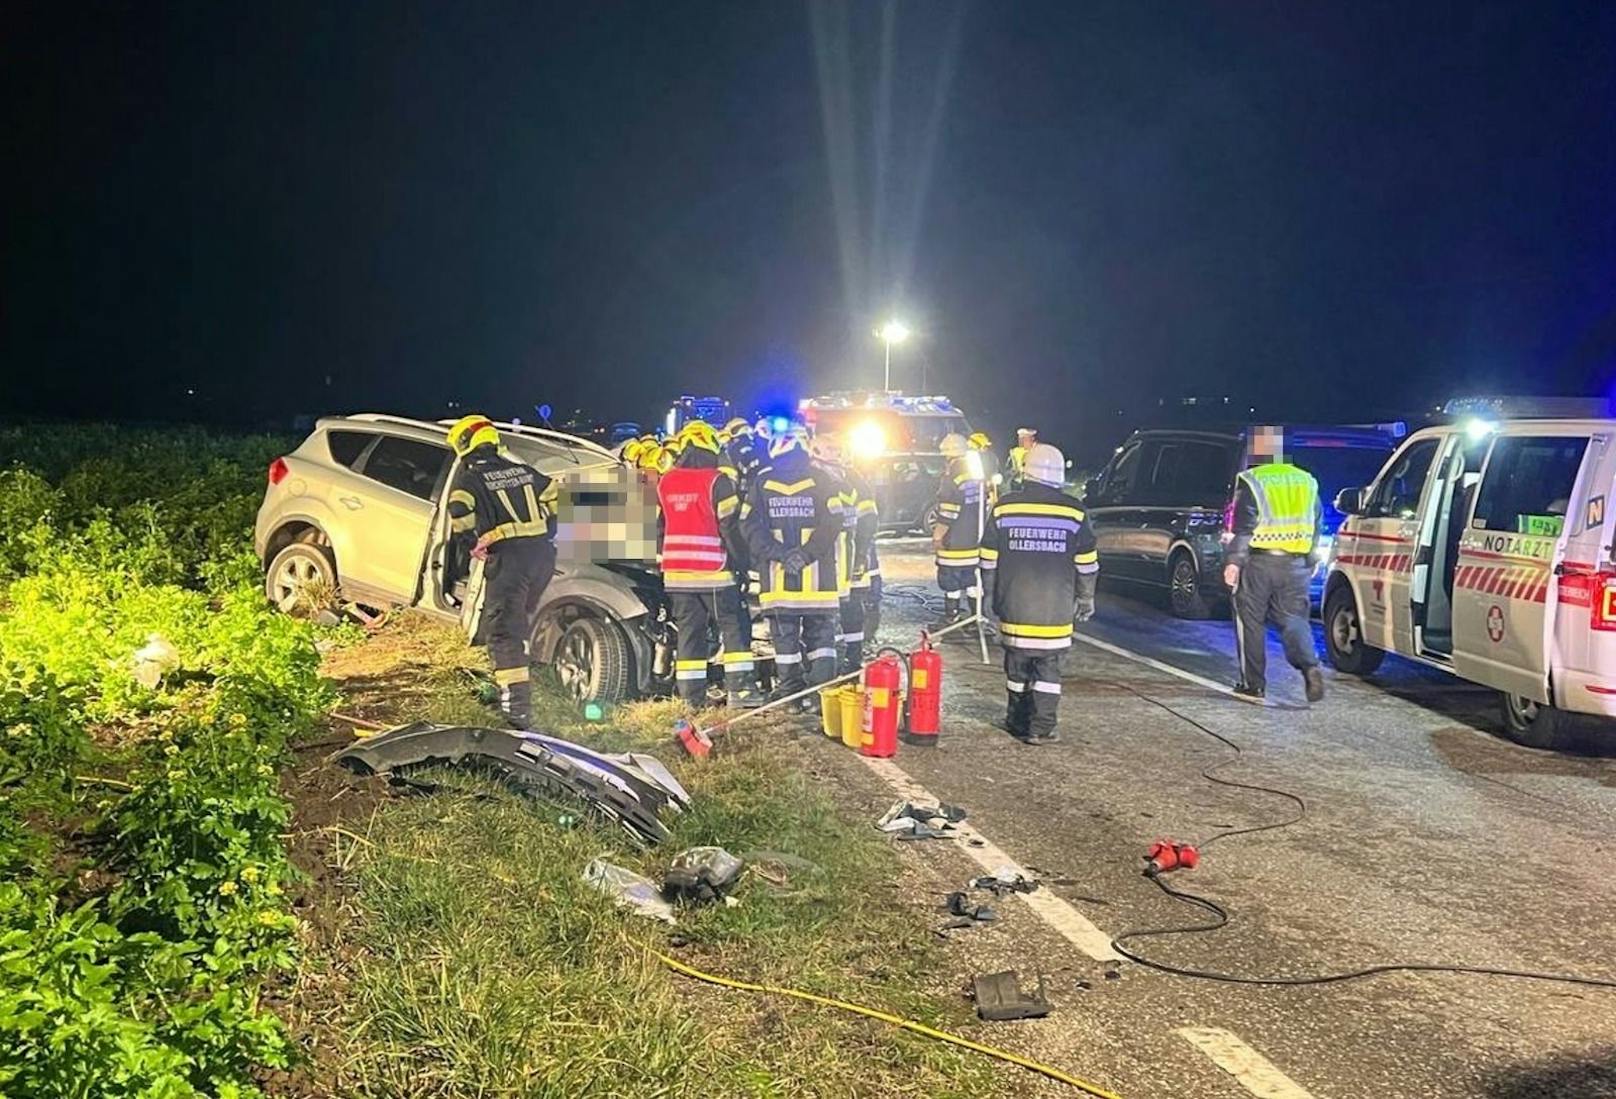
[1084,426,1400,618]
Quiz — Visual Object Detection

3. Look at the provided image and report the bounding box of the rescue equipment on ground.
[860,653,902,758]
[1143,839,1200,876]
[903,634,942,745]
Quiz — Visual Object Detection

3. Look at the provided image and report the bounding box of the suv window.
[1366,439,1439,520]
[1094,441,1149,506]
[1146,440,1235,504]
[1472,435,1588,536]
[327,430,376,469]
[361,436,451,501]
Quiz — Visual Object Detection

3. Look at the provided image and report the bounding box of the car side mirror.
[1334,487,1365,516]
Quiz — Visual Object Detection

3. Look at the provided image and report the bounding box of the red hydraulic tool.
[1144,840,1200,876]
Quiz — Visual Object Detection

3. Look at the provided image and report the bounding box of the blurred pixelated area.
[551,465,658,563]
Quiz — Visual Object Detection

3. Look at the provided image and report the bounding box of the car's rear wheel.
[1499,692,1571,751]
[1168,551,1211,619]
[1323,585,1385,675]
[265,539,338,619]
[550,616,631,705]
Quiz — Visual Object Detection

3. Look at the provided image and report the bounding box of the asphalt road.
[819,539,1616,1099]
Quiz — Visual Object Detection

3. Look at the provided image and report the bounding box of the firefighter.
[978,443,1097,744]
[810,433,879,673]
[657,421,760,708]
[969,432,1002,497]
[743,424,844,707]
[1006,427,1037,491]
[723,416,765,493]
[1223,427,1326,704]
[445,414,558,729]
[931,432,985,629]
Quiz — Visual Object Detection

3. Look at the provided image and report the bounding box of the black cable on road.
[1101,676,1616,992]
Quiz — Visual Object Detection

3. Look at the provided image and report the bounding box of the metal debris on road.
[876,799,968,839]
[971,970,1052,1022]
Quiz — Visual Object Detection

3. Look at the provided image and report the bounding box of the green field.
[0,424,1009,1099]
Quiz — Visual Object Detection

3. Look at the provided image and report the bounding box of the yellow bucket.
[840,686,864,749]
[820,686,845,739]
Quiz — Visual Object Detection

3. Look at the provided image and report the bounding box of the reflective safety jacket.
[933,457,985,569]
[657,458,743,590]
[742,449,844,612]
[846,467,880,591]
[815,463,879,595]
[448,445,557,545]
[978,483,1099,650]
[1225,462,1321,562]
[1007,445,1028,488]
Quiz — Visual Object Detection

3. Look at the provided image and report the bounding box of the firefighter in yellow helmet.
[931,432,985,628]
[1223,426,1325,705]
[659,419,759,707]
[445,415,559,729]
[1007,427,1036,491]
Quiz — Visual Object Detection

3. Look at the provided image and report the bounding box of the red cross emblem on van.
[1486,604,1505,643]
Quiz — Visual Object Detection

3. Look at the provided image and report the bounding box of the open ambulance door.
[1452,428,1597,703]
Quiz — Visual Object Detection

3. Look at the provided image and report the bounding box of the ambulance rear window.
[1471,435,1589,535]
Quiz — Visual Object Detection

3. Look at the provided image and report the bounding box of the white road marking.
[858,754,1121,961]
[1073,631,1237,696]
[1175,1027,1317,1099]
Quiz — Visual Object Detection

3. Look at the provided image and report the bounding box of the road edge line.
[1174,1026,1318,1098]
[859,754,1121,962]
[1073,631,1236,696]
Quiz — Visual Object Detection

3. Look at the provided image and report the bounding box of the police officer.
[810,433,880,673]
[1223,427,1326,704]
[446,414,558,729]
[743,424,844,707]
[978,443,1098,744]
[1006,427,1037,491]
[931,432,985,629]
[657,421,761,708]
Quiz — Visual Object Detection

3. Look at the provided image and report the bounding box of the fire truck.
[798,392,974,531]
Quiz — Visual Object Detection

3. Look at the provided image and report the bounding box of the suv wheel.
[265,540,338,618]
[1168,552,1211,619]
[1323,586,1385,675]
[1499,692,1571,751]
[551,616,631,705]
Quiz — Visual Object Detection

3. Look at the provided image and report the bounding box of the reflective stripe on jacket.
[1234,463,1320,557]
[658,464,741,588]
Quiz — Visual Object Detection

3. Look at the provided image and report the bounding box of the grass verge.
[301,617,1007,1098]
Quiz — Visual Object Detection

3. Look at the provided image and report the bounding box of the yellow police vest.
[1238,463,1318,555]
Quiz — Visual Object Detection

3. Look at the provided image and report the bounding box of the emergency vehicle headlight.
[1463,417,1497,444]
[850,420,886,459]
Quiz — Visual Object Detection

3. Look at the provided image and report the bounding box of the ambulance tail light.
[1591,571,1616,632]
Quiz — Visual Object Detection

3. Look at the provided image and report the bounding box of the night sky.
[5,2,1614,459]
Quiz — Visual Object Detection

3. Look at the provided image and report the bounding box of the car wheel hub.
[556,628,594,701]
[273,555,327,614]
[1331,606,1359,651]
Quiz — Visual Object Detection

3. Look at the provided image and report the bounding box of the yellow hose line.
[638,942,1123,1098]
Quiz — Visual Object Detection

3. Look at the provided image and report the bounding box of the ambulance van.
[1322,397,1616,749]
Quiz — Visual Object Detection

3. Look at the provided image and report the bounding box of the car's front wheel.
[550,616,631,705]
[1323,585,1385,675]
[265,539,338,619]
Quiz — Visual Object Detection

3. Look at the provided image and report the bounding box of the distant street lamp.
[874,319,911,391]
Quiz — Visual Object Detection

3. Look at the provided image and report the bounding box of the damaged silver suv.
[254,414,663,704]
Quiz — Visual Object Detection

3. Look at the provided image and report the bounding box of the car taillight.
[1592,571,1616,632]
[268,457,290,486]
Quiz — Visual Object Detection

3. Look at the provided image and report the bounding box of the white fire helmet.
[1025,443,1065,487]
[939,432,968,458]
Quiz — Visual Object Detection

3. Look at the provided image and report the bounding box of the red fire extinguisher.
[860,654,902,758]
[902,635,942,746]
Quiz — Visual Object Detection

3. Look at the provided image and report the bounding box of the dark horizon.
[5,2,1615,461]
